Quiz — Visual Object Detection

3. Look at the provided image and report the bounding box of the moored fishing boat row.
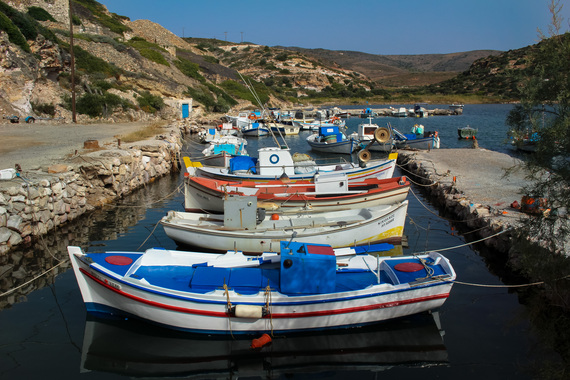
[68,104,456,335]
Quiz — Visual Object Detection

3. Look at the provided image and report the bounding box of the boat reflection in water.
[80,312,448,378]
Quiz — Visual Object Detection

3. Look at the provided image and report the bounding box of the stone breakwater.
[0,121,194,256]
[396,150,525,255]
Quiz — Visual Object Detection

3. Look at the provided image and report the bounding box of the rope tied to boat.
[223,282,234,338]
[264,282,275,336]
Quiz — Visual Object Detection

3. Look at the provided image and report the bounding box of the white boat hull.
[307,138,357,154]
[69,246,454,334]
[161,201,408,253]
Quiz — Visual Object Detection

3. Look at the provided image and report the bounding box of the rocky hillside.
[425,43,537,99]
[279,47,503,86]
[0,0,527,123]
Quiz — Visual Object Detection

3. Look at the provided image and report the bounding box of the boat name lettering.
[91,269,121,290]
[379,214,395,228]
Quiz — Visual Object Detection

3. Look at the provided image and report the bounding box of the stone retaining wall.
[0,122,192,256]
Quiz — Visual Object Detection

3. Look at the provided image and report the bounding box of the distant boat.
[414,103,429,118]
[268,122,300,135]
[449,104,464,114]
[306,126,359,154]
[200,135,248,167]
[360,107,376,118]
[392,124,440,150]
[357,118,393,152]
[292,117,345,131]
[457,126,478,139]
[391,107,408,117]
[241,122,269,137]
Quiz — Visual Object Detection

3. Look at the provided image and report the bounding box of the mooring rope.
[223,282,234,338]
[264,283,274,336]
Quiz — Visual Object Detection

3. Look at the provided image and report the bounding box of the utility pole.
[224,31,228,41]
[68,0,76,123]
[241,31,243,43]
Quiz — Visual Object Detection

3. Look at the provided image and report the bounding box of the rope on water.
[0,259,69,298]
[411,227,511,255]
[453,279,548,288]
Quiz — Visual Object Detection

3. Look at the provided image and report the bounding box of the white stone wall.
[0,124,185,255]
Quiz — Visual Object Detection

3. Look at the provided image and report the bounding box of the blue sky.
[99,0,570,55]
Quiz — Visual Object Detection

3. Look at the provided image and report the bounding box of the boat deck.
[89,252,449,296]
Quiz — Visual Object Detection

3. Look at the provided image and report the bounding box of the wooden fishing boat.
[392,126,440,150]
[184,147,398,182]
[292,117,345,131]
[199,135,248,167]
[161,196,408,253]
[268,122,300,135]
[241,122,269,137]
[306,126,359,155]
[357,118,394,152]
[457,126,478,139]
[183,172,410,213]
[68,241,455,334]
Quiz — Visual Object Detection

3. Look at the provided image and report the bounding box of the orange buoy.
[251,333,272,349]
[271,213,279,220]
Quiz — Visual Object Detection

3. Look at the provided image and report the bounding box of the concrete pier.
[397,148,528,253]
[0,120,196,255]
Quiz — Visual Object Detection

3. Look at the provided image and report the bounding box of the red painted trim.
[80,268,449,320]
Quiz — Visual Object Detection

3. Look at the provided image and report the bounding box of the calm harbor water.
[0,104,562,379]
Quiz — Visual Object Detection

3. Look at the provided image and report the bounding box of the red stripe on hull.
[80,267,448,320]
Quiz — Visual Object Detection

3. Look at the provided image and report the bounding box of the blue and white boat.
[306,126,359,155]
[184,147,398,182]
[68,241,455,334]
[241,122,269,137]
[393,124,440,150]
[200,135,248,167]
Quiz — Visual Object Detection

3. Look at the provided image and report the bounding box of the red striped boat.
[68,241,455,334]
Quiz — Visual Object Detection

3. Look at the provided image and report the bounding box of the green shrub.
[0,12,30,52]
[128,37,170,66]
[184,86,216,111]
[73,92,131,117]
[203,55,219,64]
[27,6,56,22]
[219,79,269,105]
[0,2,37,41]
[174,58,204,81]
[74,0,131,34]
[136,91,164,113]
[31,102,56,116]
[71,45,122,76]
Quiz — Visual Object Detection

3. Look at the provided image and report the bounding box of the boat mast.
[237,71,289,149]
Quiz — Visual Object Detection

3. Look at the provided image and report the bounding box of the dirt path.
[0,121,152,171]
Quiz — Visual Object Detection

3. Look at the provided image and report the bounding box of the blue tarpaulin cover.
[229,156,257,173]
